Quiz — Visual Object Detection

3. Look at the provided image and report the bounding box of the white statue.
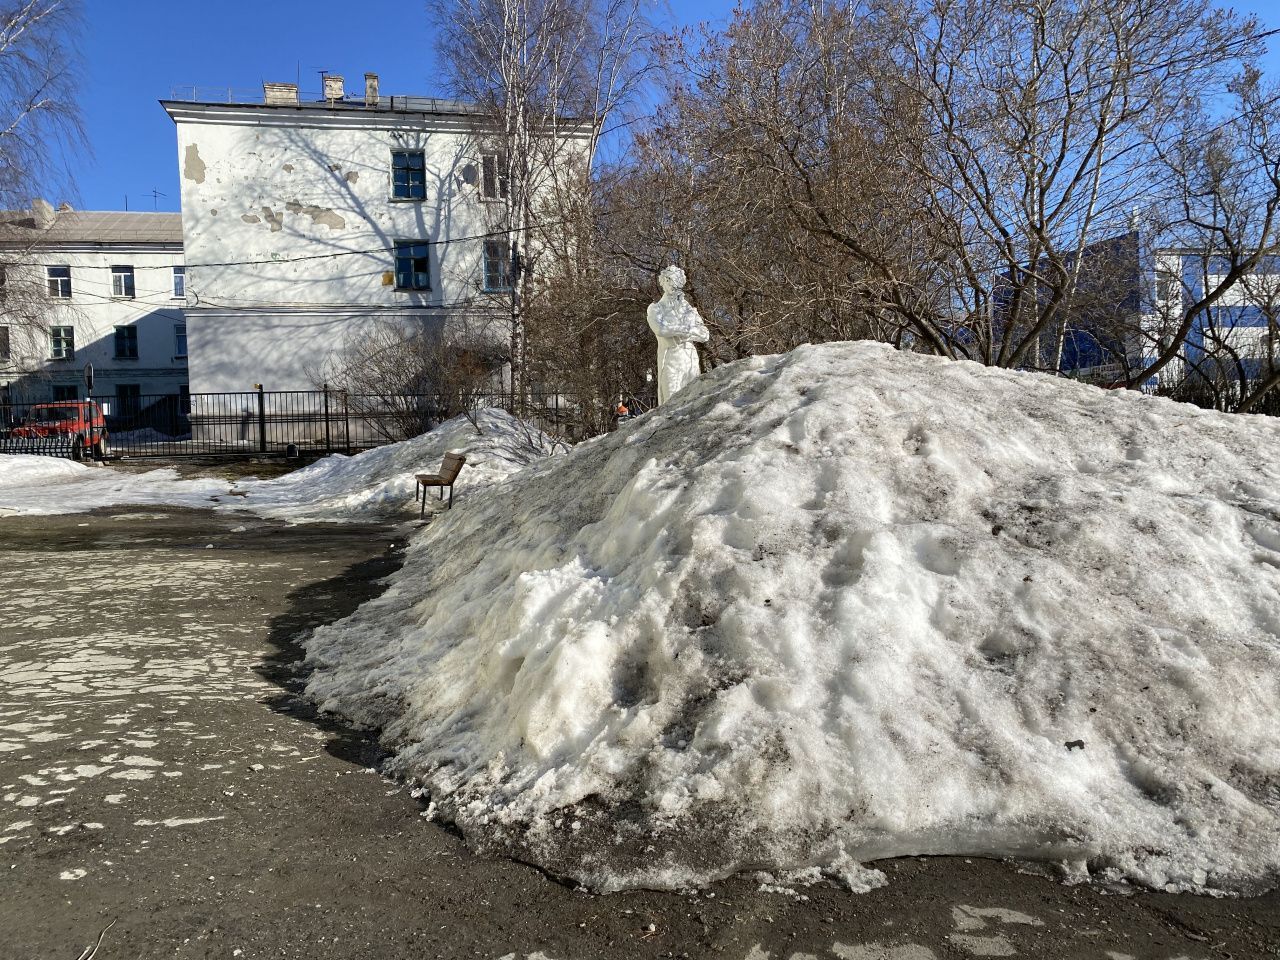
[647,265,709,405]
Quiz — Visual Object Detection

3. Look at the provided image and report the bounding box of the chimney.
[31,198,55,229]
[263,81,299,105]
[364,72,379,108]
[323,74,345,102]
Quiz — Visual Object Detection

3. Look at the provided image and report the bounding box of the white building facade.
[0,203,188,411]
[162,77,574,394]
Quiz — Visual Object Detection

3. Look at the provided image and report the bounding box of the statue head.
[658,265,687,296]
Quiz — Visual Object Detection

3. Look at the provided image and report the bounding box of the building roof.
[0,210,183,246]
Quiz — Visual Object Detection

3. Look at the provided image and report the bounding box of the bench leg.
[448,484,454,508]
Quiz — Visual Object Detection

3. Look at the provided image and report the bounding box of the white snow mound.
[0,455,228,516]
[234,409,555,522]
[303,342,1280,894]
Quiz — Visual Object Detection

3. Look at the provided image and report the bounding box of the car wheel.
[93,435,109,460]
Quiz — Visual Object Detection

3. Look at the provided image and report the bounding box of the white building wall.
[166,101,577,392]
[1,247,187,404]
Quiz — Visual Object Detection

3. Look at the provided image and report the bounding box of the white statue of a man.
[647,265,710,405]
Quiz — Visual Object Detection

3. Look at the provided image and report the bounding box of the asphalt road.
[0,508,1276,960]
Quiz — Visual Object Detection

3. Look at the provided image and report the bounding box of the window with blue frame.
[392,150,426,200]
[483,239,513,292]
[394,241,431,290]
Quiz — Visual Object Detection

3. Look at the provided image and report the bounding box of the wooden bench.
[415,452,466,515]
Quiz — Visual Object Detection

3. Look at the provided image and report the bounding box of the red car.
[11,401,109,460]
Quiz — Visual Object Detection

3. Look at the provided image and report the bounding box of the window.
[116,383,141,419]
[392,150,426,200]
[483,239,513,292]
[172,266,186,298]
[50,326,74,359]
[0,325,9,361]
[393,241,431,290]
[114,325,139,359]
[174,322,187,358]
[52,384,78,401]
[0,265,7,302]
[111,265,136,298]
[481,152,509,200]
[47,266,71,298]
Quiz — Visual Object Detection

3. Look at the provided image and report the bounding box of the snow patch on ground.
[303,341,1280,895]
[231,409,556,522]
[0,410,554,522]
[0,455,227,516]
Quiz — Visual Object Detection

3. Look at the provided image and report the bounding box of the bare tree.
[314,321,505,439]
[427,0,656,402]
[0,0,84,386]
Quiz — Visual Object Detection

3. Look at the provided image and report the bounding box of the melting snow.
[301,341,1280,894]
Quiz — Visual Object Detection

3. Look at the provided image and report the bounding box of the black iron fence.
[0,386,602,460]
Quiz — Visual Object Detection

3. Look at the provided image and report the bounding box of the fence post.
[255,384,267,453]
[322,383,332,454]
[342,390,351,455]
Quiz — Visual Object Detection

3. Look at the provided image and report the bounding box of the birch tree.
[0,0,84,374]
[427,0,656,402]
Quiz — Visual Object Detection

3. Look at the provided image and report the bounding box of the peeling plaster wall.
[167,105,584,391]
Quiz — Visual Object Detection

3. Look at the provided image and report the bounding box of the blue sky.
[66,0,1280,213]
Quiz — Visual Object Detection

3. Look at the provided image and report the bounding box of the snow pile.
[304,341,1280,895]
[0,455,228,516]
[233,409,555,522]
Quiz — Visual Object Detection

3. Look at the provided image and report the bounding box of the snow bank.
[0,411,552,521]
[0,455,228,516]
[303,341,1280,895]
[233,409,555,522]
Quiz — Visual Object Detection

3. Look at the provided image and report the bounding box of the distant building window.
[111,265,136,298]
[0,324,9,361]
[483,239,513,292]
[393,241,431,290]
[174,322,187,358]
[173,266,186,298]
[50,326,74,359]
[47,266,71,298]
[481,152,508,200]
[0,265,7,302]
[52,384,78,401]
[114,325,139,359]
[116,383,141,419]
[392,150,426,200]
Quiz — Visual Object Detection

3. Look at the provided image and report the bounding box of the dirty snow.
[0,410,553,521]
[304,341,1280,895]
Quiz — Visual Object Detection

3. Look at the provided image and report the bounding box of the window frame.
[114,325,139,360]
[115,383,142,419]
[110,265,136,299]
[172,266,186,299]
[0,324,9,362]
[47,265,72,299]
[174,322,188,359]
[393,240,432,291]
[480,152,509,201]
[391,149,427,201]
[52,384,79,402]
[482,238,514,293]
[49,325,74,360]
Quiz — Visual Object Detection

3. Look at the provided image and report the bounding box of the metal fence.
[0,387,599,460]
